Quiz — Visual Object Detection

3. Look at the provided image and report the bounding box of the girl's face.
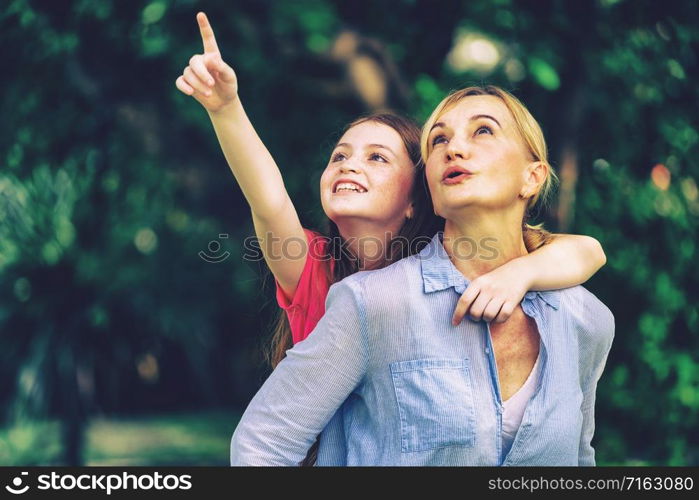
[320,121,415,234]
[424,95,535,220]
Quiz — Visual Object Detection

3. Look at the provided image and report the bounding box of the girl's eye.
[475,125,493,136]
[369,153,388,163]
[331,152,346,162]
[431,134,448,146]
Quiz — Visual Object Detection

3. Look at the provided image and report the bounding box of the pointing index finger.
[197,12,219,54]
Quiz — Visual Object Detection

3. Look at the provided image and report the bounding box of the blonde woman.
[230,85,614,466]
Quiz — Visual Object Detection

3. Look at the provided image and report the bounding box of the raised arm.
[452,234,606,324]
[176,12,307,297]
[230,280,368,465]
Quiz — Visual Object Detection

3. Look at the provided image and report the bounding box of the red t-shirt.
[275,229,335,344]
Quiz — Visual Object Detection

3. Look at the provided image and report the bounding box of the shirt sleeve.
[230,278,368,466]
[576,289,615,466]
[274,228,328,309]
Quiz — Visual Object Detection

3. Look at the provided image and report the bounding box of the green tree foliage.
[1,0,697,464]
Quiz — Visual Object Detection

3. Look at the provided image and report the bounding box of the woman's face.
[320,121,415,234]
[424,95,535,220]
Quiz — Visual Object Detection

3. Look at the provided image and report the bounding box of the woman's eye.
[431,134,448,146]
[369,153,388,163]
[331,152,346,162]
[475,125,493,136]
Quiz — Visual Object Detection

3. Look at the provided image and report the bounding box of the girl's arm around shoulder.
[451,234,607,324]
[522,233,607,291]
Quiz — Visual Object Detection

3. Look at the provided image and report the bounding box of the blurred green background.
[1,0,697,465]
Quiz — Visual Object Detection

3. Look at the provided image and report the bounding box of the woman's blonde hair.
[420,85,559,250]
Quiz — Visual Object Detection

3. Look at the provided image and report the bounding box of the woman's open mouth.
[442,166,473,185]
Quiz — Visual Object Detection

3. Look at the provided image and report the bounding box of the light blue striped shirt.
[230,232,615,466]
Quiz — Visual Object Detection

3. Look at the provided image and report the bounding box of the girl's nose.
[339,160,362,174]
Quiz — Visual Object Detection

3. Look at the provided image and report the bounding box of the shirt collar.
[419,232,560,310]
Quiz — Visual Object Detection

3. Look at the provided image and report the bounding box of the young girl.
[175,13,606,367]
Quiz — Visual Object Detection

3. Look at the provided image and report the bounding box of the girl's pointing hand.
[175,12,238,113]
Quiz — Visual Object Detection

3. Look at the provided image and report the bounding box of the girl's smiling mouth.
[332,179,368,193]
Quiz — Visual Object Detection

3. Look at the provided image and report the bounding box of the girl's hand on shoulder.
[175,12,238,113]
[451,258,533,325]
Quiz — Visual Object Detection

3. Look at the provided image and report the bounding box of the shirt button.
[485,347,490,354]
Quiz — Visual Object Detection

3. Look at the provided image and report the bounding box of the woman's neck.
[442,209,528,281]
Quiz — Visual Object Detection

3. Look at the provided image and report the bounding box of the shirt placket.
[501,296,549,465]
[483,320,505,464]
[453,277,505,465]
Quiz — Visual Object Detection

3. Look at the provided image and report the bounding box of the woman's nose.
[445,139,468,161]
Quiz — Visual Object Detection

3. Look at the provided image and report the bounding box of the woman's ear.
[405,202,414,220]
[520,161,547,199]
